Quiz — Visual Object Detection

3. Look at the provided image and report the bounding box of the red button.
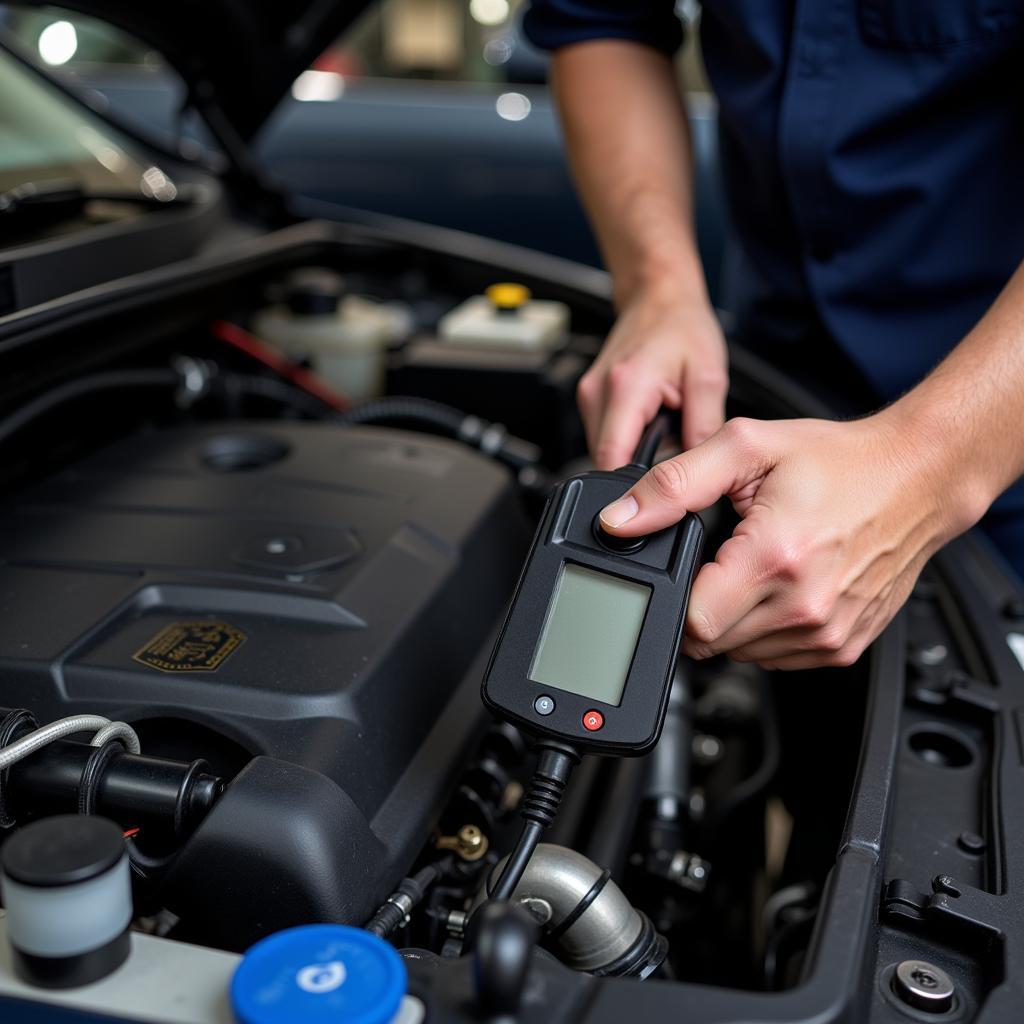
[582,710,604,732]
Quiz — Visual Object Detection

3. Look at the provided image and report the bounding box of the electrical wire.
[336,396,543,472]
[91,721,141,751]
[0,715,140,771]
[365,858,452,938]
[0,369,179,449]
[210,320,351,412]
[490,741,579,903]
[630,409,676,471]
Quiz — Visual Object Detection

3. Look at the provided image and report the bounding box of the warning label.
[132,621,246,673]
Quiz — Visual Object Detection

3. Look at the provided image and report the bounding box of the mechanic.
[523,1,1024,670]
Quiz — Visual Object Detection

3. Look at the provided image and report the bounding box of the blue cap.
[231,924,407,1024]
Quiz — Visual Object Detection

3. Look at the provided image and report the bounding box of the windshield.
[0,43,174,198]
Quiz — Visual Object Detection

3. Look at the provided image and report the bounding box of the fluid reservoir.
[231,924,408,1024]
[253,269,411,401]
[439,283,569,351]
[0,815,132,989]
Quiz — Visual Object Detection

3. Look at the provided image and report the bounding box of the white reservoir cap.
[1,815,132,988]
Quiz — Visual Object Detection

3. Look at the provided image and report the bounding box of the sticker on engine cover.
[132,620,246,673]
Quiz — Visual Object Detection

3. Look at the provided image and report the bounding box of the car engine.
[1,227,1021,1022]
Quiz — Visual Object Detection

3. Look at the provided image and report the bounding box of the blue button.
[534,694,555,716]
[231,924,406,1024]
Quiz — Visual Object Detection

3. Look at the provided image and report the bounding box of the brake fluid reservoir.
[253,269,411,401]
[439,283,569,351]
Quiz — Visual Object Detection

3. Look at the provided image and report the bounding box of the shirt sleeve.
[522,0,685,57]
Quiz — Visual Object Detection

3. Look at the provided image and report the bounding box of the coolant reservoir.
[253,269,411,400]
[439,283,569,351]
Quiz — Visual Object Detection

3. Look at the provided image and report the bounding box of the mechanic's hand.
[598,412,977,670]
[577,294,728,468]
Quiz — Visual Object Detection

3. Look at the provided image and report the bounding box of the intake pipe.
[481,843,667,978]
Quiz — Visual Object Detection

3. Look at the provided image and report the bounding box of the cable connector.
[489,741,579,903]
[171,355,216,410]
[520,742,579,830]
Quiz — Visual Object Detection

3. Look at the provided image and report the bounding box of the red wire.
[123,827,140,839]
[210,320,351,412]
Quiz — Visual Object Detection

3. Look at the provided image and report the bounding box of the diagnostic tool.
[483,460,703,756]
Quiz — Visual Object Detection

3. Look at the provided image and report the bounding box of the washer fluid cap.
[231,924,406,1024]
[486,282,531,311]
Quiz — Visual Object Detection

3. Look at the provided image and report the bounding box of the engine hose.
[334,397,543,471]
[222,384,544,475]
[0,368,180,449]
[223,374,336,419]
[125,840,179,880]
[482,843,668,979]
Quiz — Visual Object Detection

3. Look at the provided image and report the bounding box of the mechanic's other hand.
[577,294,728,468]
[598,413,978,670]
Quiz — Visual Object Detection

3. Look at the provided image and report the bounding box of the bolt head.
[458,825,482,845]
[893,960,955,1013]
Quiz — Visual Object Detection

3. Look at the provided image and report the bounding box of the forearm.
[886,260,1024,531]
[551,40,706,310]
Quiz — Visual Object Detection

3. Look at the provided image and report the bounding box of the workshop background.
[0,0,729,304]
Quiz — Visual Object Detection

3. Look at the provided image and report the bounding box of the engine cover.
[0,422,530,945]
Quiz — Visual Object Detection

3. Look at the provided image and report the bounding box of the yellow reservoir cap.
[486,282,531,311]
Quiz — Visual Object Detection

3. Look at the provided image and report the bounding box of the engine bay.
[0,221,1021,1022]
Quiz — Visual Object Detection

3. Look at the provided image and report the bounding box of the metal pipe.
[482,843,666,977]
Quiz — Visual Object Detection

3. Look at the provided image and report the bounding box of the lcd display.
[528,563,651,706]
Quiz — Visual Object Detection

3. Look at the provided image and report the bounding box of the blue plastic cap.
[231,924,407,1024]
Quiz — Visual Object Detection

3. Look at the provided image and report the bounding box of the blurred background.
[0,1,728,303]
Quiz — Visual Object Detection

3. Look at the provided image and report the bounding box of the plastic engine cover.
[0,422,530,946]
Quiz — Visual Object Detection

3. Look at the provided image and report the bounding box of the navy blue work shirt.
[524,0,1024,576]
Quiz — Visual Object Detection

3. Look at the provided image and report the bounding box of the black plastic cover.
[0,422,530,940]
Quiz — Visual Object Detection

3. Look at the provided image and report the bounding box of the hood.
[14,1,369,141]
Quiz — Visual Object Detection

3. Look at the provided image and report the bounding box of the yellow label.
[132,621,246,673]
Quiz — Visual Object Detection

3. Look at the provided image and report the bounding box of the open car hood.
[12,0,371,141]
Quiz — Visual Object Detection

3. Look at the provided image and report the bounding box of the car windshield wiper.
[0,179,193,223]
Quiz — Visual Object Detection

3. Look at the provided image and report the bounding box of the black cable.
[125,841,178,880]
[630,409,676,471]
[0,369,180,449]
[337,396,465,434]
[224,374,336,419]
[365,858,451,938]
[490,741,579,903]
[0,366,542,483]
[335,396,543,471]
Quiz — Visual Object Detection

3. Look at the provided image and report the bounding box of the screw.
[457,825,484,856]
[518,897,553,925]
[435,824,489,862]
[265,538,287,554]
[893,960,955,1013]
